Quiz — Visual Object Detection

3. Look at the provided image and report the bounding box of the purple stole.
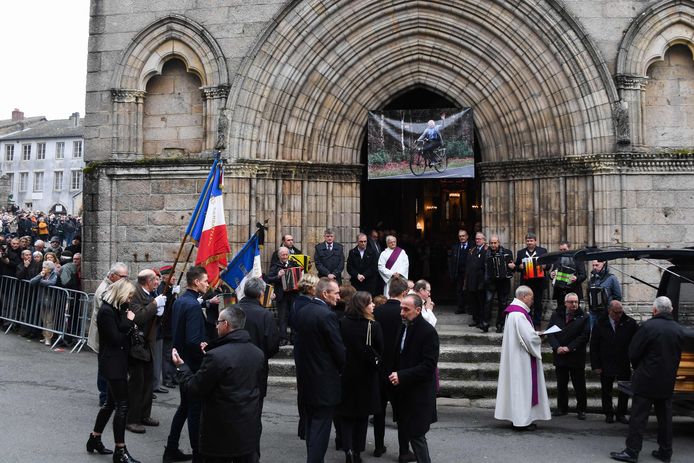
[385,247,403,270]
[504,304,539,406]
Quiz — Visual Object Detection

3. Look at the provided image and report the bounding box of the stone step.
[438,379,605,400]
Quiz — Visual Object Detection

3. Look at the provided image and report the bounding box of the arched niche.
[110,15,229,157]
[616,0,694,147]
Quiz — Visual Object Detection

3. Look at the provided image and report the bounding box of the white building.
[0,110,84,214]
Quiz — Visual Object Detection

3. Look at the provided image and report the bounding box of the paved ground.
[1,330,693,462]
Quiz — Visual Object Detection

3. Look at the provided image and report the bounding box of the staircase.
[268,306,605,410]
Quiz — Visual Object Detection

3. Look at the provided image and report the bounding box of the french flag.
[192,163,230,286]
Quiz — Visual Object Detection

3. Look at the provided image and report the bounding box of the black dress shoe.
[398,451,417,462]
[605,415,615,423]
[651,449,671,463]
[577,411,586,420]
[373,446,386,457]
[153,387,169,393]
[163,381,177,389]
[616,415,629,424]
[609,449,638,462]
[495,325,503,333]
[552,410,568,417]
[141,417,159,426]
[479,323,489,333]
[468,321,479,327]
[163,447,193,463]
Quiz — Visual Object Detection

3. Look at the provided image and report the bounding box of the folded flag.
[220,233,262,299]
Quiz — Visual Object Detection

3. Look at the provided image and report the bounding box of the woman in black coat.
[337,291,384,463]
[86,278,140,463]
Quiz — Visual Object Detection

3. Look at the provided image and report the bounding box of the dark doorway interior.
[360,88,482,302]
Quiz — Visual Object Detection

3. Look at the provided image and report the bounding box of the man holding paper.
[547,292,590,420]
[494,286,551,430]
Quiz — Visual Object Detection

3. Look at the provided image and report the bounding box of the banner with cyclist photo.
[367,108,474,180]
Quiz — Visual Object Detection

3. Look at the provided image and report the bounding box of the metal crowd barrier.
[0,275,92,353]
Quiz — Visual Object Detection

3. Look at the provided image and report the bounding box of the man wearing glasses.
[87,262,129,406]
[546,292,590,420]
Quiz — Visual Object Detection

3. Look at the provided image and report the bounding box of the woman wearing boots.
[337,291,384,462]
[86,278,140,463]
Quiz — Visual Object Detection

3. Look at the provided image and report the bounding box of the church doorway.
[360,88,481,302]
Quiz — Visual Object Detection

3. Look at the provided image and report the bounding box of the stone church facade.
[84,0,694,303]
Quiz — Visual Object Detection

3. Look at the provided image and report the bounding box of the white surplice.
[494,298,551,427]
[378,247,409,296]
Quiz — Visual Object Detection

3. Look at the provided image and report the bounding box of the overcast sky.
[0,1,90,121]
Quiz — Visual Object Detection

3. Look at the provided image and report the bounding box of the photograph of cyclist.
[417,120,444,164]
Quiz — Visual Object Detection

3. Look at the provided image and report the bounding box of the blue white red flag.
[185,158,218,243]
[194,163,230,286]
[220,233,262,298]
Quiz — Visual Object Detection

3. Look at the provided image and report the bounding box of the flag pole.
[165,152,221,291]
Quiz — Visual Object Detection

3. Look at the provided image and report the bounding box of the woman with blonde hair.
[86,278,141,462]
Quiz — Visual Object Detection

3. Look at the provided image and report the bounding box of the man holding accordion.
[550,240,587,310]
[267,247,302,346]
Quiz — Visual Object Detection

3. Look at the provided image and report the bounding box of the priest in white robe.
[378,235,409,296]
[494,285,551,429]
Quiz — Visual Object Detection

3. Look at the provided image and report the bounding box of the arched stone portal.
[225,0,618,249]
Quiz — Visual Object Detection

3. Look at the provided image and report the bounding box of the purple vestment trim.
[385,247,403,270]
[504,304,539,407]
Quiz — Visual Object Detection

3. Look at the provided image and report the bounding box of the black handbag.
[129,328,151,362]
[366,321,381,369]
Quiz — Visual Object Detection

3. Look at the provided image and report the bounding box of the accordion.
[553,265,576,289]
[588,286,608,312]
[522,256,545,279]
[282,266,303,292]
[489,254,512,279]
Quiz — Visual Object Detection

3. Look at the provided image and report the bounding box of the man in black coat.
[546,292,590,420]
[314,228,344,284]
[238,277,280,461]
[346,233,379,296]
[483,235,514,333]
[591,300,639,424]
[373,276,412,459]
[448,229,471,315]
[610,297,694,463]
[173,305,265,463]
[514,232,548,328]
[293,277,346,463]
[266,246,301,345]
[464,232,487,328]
[389,294,440,463]
[550,240,587,309]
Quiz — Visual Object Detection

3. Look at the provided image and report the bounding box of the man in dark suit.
[465,232,487,328]
[238,277,280,462]
[389,294,440,463]
[514,232,548,328]
[314,228,344,284]
[546,292,590,420]
[591,300,639,424]
[293,277,346,463]
[448,229,471,315]
[127,269,166,433]
[610,297,694,463]
[270,234,302,267]
[347,233,379,295]
[267,247,301,345]
[164,266,209,463]
[373,276,412,460]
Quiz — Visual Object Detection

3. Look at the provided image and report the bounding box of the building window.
[5,144,14,161]
[24,202,32,209]
[53,171,64,191]
[73,140,82,158]
[70,170,82,190]
[37,143,46,160]
[19,172,28,192]
[33,172,44,192]
[56,142,64,159]
[22,144,31,160]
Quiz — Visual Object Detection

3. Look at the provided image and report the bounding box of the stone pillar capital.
[111,89,146,103]
[201,85,230,100]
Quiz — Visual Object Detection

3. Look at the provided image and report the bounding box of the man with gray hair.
[314,228,345,284]
[173,306,265,463]
[238,277,280,461]
[267,246,302,345]
[87,262,129,406]
[610,296,693,463]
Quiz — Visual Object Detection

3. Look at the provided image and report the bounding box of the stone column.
[201,85,231,152]
[111,89,146,157]
[615,74,648,148]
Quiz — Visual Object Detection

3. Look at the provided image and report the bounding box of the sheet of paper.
[543,325,562,335]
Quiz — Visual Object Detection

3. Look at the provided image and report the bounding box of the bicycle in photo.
[409,139,448,176]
